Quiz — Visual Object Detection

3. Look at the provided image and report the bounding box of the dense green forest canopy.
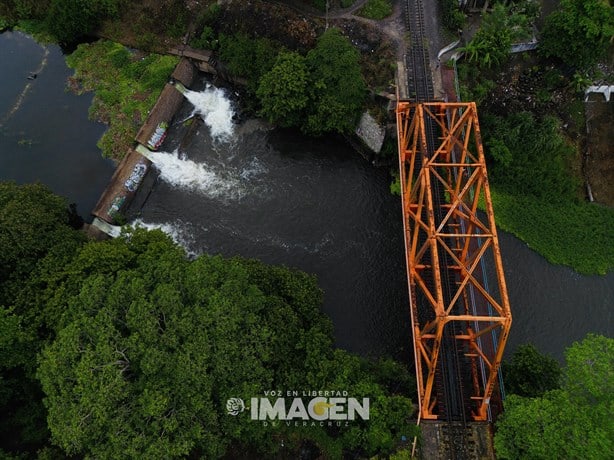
[0,182,86,455]
[453,0,614,275]
[221,27,367,135]
[540,0,614,69]
[0,182,417,459]
[495,334,614,459]
[0,0,121,42]
[502,343,562,398]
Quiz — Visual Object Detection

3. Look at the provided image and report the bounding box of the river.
[1,32,612,362]
[0,31,115,217]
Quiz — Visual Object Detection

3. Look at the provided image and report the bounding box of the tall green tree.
[502,344,561,397]
[495,334,614,459]
[0,182,83,307]
[37,229,416,458]
[540,0,614,69]
[0,182,84,455]
[257,51,309,128]
[44,0,121,43]
[304,28,366,135]
[217,33,280,96]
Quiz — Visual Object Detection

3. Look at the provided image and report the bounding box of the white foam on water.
[146,149,243,199]
[240,157,268,180]
[183,85,235,141]
[130,219,199,257]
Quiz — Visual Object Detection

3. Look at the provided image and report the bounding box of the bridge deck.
[396,101,512,422]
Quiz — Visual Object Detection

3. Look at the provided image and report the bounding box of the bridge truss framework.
[396,101,512,421]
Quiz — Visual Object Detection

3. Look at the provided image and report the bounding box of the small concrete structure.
[89,217,122,238]
[355,112,385,153]
[438,39,461,61]
[585,85,614,102]
[168,46,216,74]
[396,60,409,100]
[510,41,538,53]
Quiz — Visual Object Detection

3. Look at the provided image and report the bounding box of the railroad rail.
[399,0,512,458]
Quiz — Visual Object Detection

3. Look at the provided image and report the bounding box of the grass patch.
[389,169,401,195]
[490,189,614,275]
[15,19,56,43]
[482,111,579,202]
[358,0,393,20]
[65,40,178,160]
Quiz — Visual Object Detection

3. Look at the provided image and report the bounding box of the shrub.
[441,0,465,32]
[540,0,614,69]
[359,0,392,20]
[44,0,121,43]
[482,112,578,202]
[66,41,178,159]
[218,33,281,91]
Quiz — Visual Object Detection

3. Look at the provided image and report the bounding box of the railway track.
[403,0,475,457]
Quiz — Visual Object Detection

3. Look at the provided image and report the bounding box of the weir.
[88,55,240,239]
[90,217,122,238]
[89,58,197,231]
[171,81,235,140]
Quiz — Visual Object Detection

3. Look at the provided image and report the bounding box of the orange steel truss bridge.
[396,101,512,422]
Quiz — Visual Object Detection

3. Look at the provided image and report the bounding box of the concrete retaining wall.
[91,148,152,223]
[91,58,197,225]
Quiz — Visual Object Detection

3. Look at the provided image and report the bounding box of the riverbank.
[452,45,614,275]
[65,41,179,160]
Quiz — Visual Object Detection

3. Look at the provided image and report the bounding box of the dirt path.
[267,0,409,62]
[267,0,370,19]
[233,0,450,98]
